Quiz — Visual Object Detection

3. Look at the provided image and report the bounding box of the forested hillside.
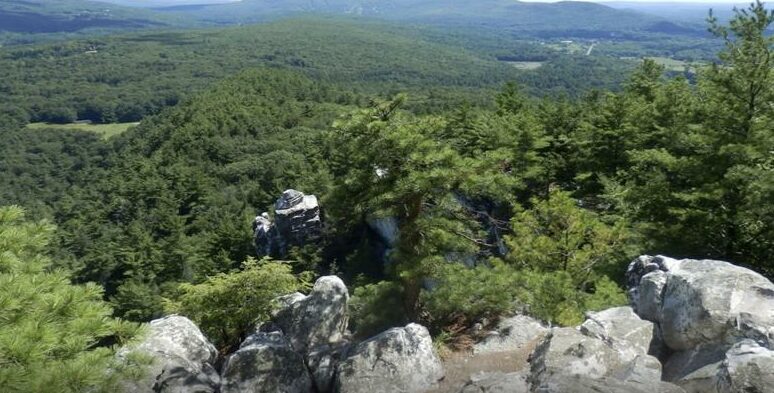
[0,2,771,392]
[0,18,639,127]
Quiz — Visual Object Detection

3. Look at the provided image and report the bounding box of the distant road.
[586,42,596,56]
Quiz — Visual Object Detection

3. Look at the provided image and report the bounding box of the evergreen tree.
[0,206,143,393]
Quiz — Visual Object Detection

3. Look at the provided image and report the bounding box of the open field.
[502,61,544,70]
[26,122,139,139]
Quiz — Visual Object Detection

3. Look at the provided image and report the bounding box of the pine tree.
[0,206,143,393]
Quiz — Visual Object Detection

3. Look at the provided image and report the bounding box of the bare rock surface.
[627,255,774,393]
[119,315,219,393]
[335,323,444,393]
[273,275,349,354]
[474,315,548,355]
[220,331,313,393]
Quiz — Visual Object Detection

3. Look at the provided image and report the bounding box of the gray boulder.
[612,354,663,385]
[273,275,349,354]
[633,270,668,323]
[274,189,322,246]
[335,323,444,393]
[716,340,774,393]
[474,315,548,355]
[627,255,774,393]
[529,327,627,384]
[458,371,529,393]
[579,306,656,362]
[118,315,219,393]
[220,331,313,393]
[627,255,774,351]
[529,307,664,389]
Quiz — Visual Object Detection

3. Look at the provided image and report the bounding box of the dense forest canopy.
[0,1,772,390]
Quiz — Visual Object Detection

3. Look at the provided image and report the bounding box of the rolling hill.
[150,0,705,38]
[0,0,179,38]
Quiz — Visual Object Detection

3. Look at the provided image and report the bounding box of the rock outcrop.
[220,331,313,393]
[273,275,349,354]
[254,189,322,258]
[118,255,774,393]
[474,314,548,355]
[118,315,219,393]
[627,255,774,392]
[335,323,444,393]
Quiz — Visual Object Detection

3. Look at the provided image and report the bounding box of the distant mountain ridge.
[153,0,706,37]
[1,0,706,40]
[0,0,173,34]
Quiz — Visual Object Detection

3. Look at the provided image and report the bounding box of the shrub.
[164,258,309,350]
[349,280,406,339]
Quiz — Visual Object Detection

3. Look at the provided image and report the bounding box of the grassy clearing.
[503,61,544,70]
[26,122,139,139]
[648,56,689,71]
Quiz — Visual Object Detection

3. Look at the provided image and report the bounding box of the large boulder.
[273,275,349,354]
[627,255,774,393]
[529,309,663,389]
[716,340,774,393]
[220,331,313,393]
[627,255,774,351]
[335,323,444,393]
[118,315,219,393]
[254,189,322,258]
[474,315,548,355]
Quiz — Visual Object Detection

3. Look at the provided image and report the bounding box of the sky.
[112,0,749,4]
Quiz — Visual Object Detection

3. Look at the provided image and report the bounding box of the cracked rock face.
[220,331,313,393]
[474,314,548,355]
[627,255,774,393]
[627,255,774,351]
[335,323,444,393]
[273,276,349,354]
[118,315,219,393]
[716,340,774,393]
[535,374,684,393]
[579,306,655,363]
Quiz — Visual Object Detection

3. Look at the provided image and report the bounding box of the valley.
[0,1,772,392]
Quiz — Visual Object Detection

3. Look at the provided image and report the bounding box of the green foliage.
[164,258,308,350]
[506,190,633,288]
[421,260,526,327]
[520,270,626,326]
[500,190,632,324]
[608,2,774,274]
[0,2,771,346]
[326,96,519,317]
[423,258,628,328]
[0,206,143,393]
[348,281,406,339]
